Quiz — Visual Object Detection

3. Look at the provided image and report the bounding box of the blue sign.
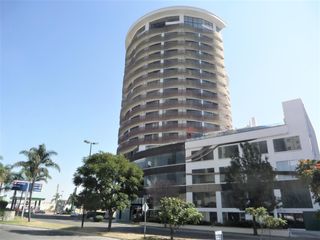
[11,181,42,192]
[11,181,28,191]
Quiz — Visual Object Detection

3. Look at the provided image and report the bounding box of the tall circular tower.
[118,6,232,155]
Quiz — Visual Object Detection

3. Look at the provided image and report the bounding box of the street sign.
[142,202,149,212]
[31,183,42,192]
[215,230,223,240]
[11,181,28,191]
[11,181,42,192]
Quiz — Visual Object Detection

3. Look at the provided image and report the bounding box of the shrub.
[0,200,8,210]
[94,215,104,222]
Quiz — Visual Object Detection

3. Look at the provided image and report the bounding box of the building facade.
[120,99,320,224]
[118,6,232,156]
[185,99,320,223]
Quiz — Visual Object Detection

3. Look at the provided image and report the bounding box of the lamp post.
[81,140,98,228]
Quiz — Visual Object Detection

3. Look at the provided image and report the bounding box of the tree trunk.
[27,180,35,222]
[17,191,23,215]
[107,210,113,232]
[253,215,258,235]
[10,190,17,210]
[170,225,174,240]
[0,182,3,195]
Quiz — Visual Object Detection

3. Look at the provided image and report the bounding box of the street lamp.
[81,140,98,228]
[83,140,98,157]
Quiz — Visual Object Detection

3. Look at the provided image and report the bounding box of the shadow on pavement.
[9,229,78,236]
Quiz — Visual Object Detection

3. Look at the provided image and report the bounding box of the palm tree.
[0,163,13,196]
[14,144,60,222]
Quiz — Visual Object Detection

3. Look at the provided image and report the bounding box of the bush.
[93,215,104,222]
[0,200,8,210]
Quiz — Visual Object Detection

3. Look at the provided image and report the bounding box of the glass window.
[163,132,179,138]
[146,90,159,96]
[221,191,236,208]
[164,98,179,104]
[219,167,227,182]
[204,123,219,130]
[144,134,158,141]
[273,136,301,152]
[164,120,178,127]
[251,141,268,154]
[132,105,140,111]
[147,79,160,85]
[142,150,185,169]
[186,109,202,116]
[146,100,159,106]
[191,149,213,161]
[192,168,215,184]
[193,192,216,208]
[130,126,139,132]
[187,121,202,128]
[144,171,185,187]
[165,109,178,115]
[218,145,239,159]
[130,115,140,120]
[163,88,179,94]
[146,111,158,116]
[145,122,159,129]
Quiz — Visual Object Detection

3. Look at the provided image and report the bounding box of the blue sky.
[1,0,319,201]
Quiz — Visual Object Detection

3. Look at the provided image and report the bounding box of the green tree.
[245,207,286,236]
[0,163,12,195]
[73,152,143,231]
[296,159,320,203]
[159,197,202,240]
[225,142,277,234]
[14,144,60,222]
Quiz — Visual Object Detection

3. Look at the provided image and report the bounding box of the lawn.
[0,218,192,240]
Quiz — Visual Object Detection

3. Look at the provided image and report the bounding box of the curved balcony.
[118,134,189,153]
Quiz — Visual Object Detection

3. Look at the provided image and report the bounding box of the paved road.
[0,224,116,240]
[2,214,320,240]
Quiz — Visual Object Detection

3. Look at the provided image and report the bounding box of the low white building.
[185,99,320,223]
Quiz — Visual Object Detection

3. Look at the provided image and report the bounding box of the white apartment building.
[185,99,320,223]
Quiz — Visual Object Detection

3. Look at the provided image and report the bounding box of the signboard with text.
[11,181,42,192]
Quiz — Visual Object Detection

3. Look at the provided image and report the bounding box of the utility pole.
[81,140,98,228]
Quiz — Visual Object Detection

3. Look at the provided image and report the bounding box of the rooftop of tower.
[126,6,226,48]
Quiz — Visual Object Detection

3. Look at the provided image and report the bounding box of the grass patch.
[0,217,72,229]
[99,231,194,240]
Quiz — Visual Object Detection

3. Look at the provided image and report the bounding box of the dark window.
[146,100,159,106]
[146,111,158,117]
[193,192,216,208]
[186,109,202,116]
[218,145,239,159]
[165,109,178,116]
[132,105,141,111]
[163,132,179,138]
[130,126,139,132]
[164,98,179,104]
[164,120,178,127]
[192,168,215,184]
[130,115,140,121]
[191,149,214,161]
[251,141,268,154]
[273,136,301,152]
[144,134,158,141]
[204,123,219,130]
[146,90,159,96]
[221,191,236,208]
[145,122,159,129]
[219,167,227,182]
[187,121,202,128]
